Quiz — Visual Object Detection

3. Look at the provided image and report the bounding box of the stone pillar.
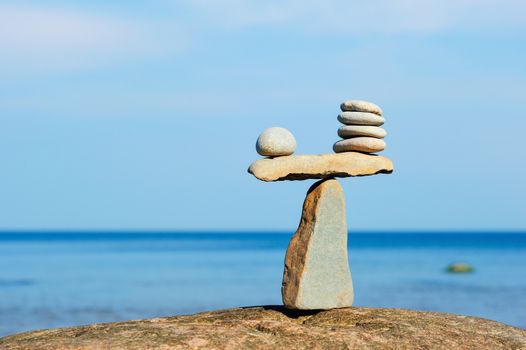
[282,178,354,309]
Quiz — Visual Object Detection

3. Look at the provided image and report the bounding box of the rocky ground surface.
[1,306,525,349]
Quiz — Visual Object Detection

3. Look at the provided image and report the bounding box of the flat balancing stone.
[282,178,353,309]
[248,152,393,182]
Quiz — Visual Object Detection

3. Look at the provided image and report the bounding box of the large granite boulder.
[1,307,525,349]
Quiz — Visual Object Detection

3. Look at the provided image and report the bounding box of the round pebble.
[337,112,385,126]
[340,100,383,115]
[256,127,296,156]
[333,137,386,153]
[338,125,387,139]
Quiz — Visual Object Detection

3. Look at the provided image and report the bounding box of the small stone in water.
[447,263,474,273]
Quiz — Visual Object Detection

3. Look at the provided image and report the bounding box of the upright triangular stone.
[282,178,354,309]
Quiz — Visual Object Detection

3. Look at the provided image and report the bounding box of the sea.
[0,232,525,337]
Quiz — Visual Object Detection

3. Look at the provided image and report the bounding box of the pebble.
[340,100,383,115]
[447,263,474,273]
[333,137,386,153]
[256,127,296,156]
[337,112,385,126]
[338,125,386,139]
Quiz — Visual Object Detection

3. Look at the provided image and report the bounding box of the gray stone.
[340,100,383,115]
[282,178,353,310]
[338,112,385,126]
[333,137,386,153]
[256,127,296,156]
[248,152,394,182]
[338,125,387,139]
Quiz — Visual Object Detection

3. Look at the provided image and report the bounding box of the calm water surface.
[0,232,525,336]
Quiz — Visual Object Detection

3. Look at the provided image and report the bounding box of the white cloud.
[180,0,526,34]
[1,0,523,76]
[2,0,523,73]
[0,5,182,71]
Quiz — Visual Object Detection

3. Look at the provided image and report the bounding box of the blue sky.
[1,1,525,231]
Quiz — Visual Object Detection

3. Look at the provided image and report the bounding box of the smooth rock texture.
[340,100,383,115]
[338,125,387,139]
[248,152,393,182]
[333,137,386,153]
[2,307,525,350]
[338,111,385,126]
[282,179,353,310]
[256,127,296,156]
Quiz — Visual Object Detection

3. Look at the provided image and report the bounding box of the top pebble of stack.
[334,100,387,154]
[340,100,383,116]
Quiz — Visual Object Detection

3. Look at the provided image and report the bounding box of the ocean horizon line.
[0,230,525,244]
[0,229,525,235]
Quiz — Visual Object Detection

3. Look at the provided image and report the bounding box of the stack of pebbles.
[333,100,386,154]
